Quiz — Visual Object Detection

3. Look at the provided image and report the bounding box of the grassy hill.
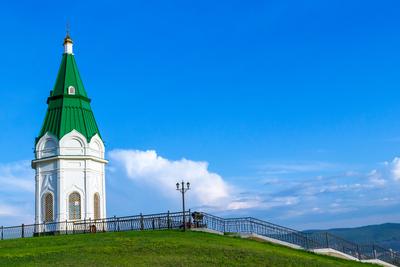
[307,223,400,251]
[0,230,376,267]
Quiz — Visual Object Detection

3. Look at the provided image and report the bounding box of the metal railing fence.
[0,211,399,266]
[199,213,400,266]
[0,211,191,240]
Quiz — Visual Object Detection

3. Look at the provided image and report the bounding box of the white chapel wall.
[34,130,106,224]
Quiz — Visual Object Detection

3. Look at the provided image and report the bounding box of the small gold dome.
[63,34,73,45]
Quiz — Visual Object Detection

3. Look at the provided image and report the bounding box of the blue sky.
[0,0,400,229]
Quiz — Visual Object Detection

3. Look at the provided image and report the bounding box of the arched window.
[94,193,100,220]
[44,193,53,222]
[68,86,76,95]
[69,192,81,220]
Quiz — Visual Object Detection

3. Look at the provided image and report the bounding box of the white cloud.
[109,149,233,209]
[0,161,34,192]
[107,149,400,223]
[390,157,400,181]
[259,162,336,174]
[0,203,24,216]
[367,169,386,187]
[227,198,262,210]
[0,151,397,228]
[108,149,305,212]
[227,195,300,211]
[0,161,34,224]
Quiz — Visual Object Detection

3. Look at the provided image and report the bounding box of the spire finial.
[63,21,73,54]
[66,21,70,37]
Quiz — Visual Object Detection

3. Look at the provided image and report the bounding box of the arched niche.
[88,135,104,158]
[60,130,87,155]
[36,133,59,158]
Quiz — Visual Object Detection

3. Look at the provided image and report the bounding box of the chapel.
[32,33,107,226]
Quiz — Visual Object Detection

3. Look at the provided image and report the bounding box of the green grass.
[0,230,376,267]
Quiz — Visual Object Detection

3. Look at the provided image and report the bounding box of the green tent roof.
[36,41,101,144]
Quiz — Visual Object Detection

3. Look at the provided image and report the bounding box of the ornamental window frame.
[68,86,76,95]
[68,192,81,220]
[43,192,54,223]
[94,193,100,220]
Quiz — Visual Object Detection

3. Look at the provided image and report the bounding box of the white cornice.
[32,155,108,168]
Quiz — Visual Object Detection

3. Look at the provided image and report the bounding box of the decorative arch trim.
[59,130,88,148]
[36,133,59,158]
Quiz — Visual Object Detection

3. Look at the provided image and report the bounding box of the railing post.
[140,213,144,230]
[305,235,310,250]
[223,220,226,233]
[21,224,24,238]
[131,218,134,230]
[188,209,191,229]
[84,219,87,234]
[65,220,68,235]
[167,211,170,229]
[117,218,120,232]
[152,219,155,230]
[1,226,3,240]
[102,219,105,233]
[114,216,117,232]
[325,232,329,248]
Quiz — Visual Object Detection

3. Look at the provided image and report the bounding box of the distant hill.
[306,223,400,251]
[0,230,373,266]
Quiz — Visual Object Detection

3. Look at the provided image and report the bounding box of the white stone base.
[311,248,359,261]
[361,259,397,267]
[190,228,224,235]
[241,233,304,250]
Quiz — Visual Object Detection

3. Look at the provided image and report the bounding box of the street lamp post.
[176,181,190,231]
